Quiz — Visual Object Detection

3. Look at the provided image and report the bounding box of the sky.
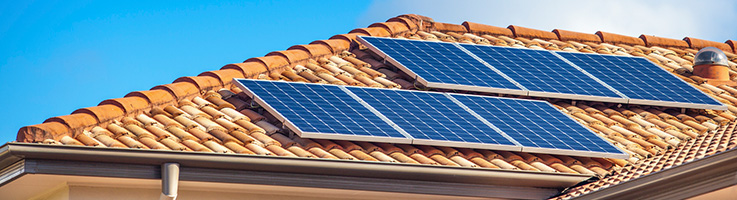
[0,0,735,144]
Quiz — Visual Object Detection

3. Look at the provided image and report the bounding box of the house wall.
[31,184,69,200]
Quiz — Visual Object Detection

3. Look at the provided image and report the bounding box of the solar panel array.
[359,36,725,110]
[557,52,724,108]
[236,79,627,158]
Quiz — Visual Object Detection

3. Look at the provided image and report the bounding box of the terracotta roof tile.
[151,82,200,100]
[461,21,513,37]
[244,55,290,73]
[221,62,268,78]
[266,49,312,66]
[287,44,333,59]
[369,21,411,36]
[639,34,690,48]
[683,37,734,53]
[433,22,467,33]
[507,25,558,40]
[387,17,419,32]
[595,31,646,46]
[552,29,601,43]
[99,96,150,115]
[71,105,125,124]
[310,39,351,54]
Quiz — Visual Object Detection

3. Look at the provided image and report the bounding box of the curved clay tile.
[553,29,602,43]
[387,17,418,32]
[330,33,368,51]
[44,113,97,136]
[507,25,557,40]
[221,62,268,78]
[151,82,200,100]
[683,37,734,53]
[99,96,150,114]
[639,35,689,48]
[397,14,434,23]
[174,76,222,92]
[17,121,70,142]
[198,69,245,86]
[244,55,290,73]
[266,49,311,65]
[461,21,513,37]
[348,27,390,37]
[433,22,467,33]
[595,31,646,46]
[395,14,433,31]
[288,44,333,58]
[310,39,350,54]
[726,40,737,53]
[125,90,175,106]
[71,104,125,123]
[369,22,411,36]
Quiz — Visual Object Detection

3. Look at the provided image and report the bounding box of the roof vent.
[693,47,735,86]
[694,47,729,66]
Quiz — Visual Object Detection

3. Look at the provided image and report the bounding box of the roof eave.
[0,143,590,198]
[575,147,737,199]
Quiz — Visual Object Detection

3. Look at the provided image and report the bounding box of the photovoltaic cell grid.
[236,79,627,158]
[348,87,516,146]
[557,52,723,106]
[236,79,406,139]
[451,94,623,155]
[359,36,521,90]
[459,44,621,98]
[359,36,725,110]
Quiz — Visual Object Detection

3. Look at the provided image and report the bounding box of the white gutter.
[0,143,592,188]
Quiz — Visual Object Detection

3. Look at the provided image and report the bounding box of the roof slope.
[13,14,737,198]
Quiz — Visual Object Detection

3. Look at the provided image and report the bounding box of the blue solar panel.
[236,79,407,140]
[347,87,517,147]
[359,37,523,92]
[451,94,623,155]
[360,36,724,110]
[557,52,723,108]
[236,79,628,158]
[459,44,622,98]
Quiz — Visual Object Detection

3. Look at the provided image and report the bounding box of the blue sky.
[1,0,735,143]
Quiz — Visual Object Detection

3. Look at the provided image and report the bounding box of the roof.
[8,14,737,199]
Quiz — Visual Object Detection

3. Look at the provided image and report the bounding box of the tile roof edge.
[573,147,737,200]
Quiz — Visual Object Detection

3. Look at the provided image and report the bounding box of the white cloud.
[360,0,736,42]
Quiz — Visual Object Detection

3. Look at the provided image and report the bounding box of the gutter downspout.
[160,163,179,200]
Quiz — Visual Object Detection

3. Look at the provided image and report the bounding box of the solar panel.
[359,36,725,110]
[236,79,411,143]
[347,87,520,150]
[237,79,628,158]
[556,52,725,110]
[451,94,624,157]
[359,36,526,95]
[459,44,626,103]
